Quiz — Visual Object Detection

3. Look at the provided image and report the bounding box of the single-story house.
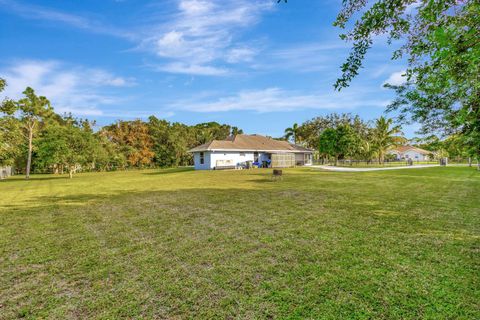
[189,134,314,170]
[388,146,434,161]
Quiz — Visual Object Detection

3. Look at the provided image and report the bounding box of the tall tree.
[371,117,405,164]
[0,79,22,167]
[319,124,360,165]
[194,122,232,144]
[231,126,243,136]
[6,87,53,178]
[35,123,97,178]
[284,123,300,144]
[297,113,369,149]
[100,120,155,168]
[318,128,339,164]
[334,0,480,165]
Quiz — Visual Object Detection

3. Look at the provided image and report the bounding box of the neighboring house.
[388,146,434,161]
[189,134,314,170]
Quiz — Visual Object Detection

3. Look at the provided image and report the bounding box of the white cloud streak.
[0,0,135,39]
[383,70,407,86]
[140,0,274,75]
[1,0,275,76]
[0,60,135,116]
[170,87,390,113]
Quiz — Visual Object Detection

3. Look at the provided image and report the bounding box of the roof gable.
[189,134,314,153]
[392,145,432,155]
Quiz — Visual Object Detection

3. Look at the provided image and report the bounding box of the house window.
[200,152,205,165]
[254,152,259,162]
[240,152,246,156]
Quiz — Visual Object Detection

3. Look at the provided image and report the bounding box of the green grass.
[0,167,479,319]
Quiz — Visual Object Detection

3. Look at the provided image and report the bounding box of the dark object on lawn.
[272,169,283,181]
[407,158,413,166]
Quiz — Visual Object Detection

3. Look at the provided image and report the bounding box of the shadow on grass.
[1,180,316,213]
[0,175,71,183]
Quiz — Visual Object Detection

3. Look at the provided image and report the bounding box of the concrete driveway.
[311,164,440,172]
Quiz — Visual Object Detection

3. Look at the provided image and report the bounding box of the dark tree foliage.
[297,113,370,149]
[100,120,155,168]
[319,124,361,164]
[1,79,245,175]
[334,0,480,162]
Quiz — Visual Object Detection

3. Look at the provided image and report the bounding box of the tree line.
[332,0,479,166]
[0,81,242,178]
[284,113,475,165]
[1,80,476,179]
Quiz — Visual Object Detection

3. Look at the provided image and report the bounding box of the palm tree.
[284,123,300,144]
[359,139,378,164]
[231,126,243,136]
[372,117,405,164]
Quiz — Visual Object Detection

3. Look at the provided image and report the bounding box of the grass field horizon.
[1,167,479,319]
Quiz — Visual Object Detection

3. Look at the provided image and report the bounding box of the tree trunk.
[468,157,472,167]
[26,126,33,179]
[334,156,338,166]
[69,167,73,179]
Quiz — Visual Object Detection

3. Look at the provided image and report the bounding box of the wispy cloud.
[1,0,275,76]
[154,62,228,76]
[0,0,134,39]
[170,87,389,113]
[139,0,274,75]
[257,42,348,72]
[0,60,135,116]
[383,70,407,86]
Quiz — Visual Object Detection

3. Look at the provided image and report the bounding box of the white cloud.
[0,0,134,39]
[141,0,274,75]
[157,62,228,76]
[170,87,389,113]
[226,47,257,63]
[252,42,348,72]
[383,70,407,86]
[179,0,214,16]
[0,60,134,116]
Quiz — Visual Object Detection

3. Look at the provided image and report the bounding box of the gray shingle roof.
[189,134,314,153]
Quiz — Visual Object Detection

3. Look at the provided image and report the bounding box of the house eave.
[189,148,314,154]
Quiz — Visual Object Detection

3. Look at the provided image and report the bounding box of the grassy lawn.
[0,167,479,319]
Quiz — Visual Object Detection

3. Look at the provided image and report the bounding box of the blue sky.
[0,0,414,137]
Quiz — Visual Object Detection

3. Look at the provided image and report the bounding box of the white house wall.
[403,150,429,161]
[193,152,212,170]
[193,151,314,170]
[193,151,255,170]
[210,151,255,168]
[388,151,402,160]
[388,150,430,161]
